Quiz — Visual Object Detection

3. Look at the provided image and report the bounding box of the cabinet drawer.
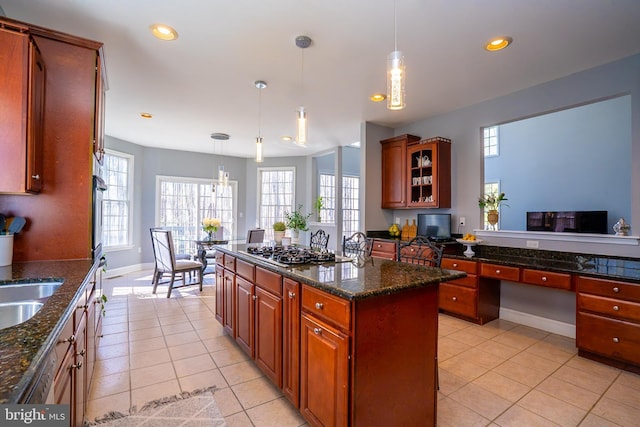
[224,254,236,271]
[522,269,572,290]
[256,266,282,296]
[236,259,255,282]
[577,312,640,365]
[480,263,520,281]
[445,274,478,289]
[578,293,640,323]
[54,316,75,374]
[441,258,477,275]
[439,283,477,318]
[370,239,397,260]
[302,285,351,331]
[215,251,224,266]
[576,276,640,303]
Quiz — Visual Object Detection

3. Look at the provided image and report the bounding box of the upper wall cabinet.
[92,53,106,165]
[380,134,421,208]
[380,135,451,209]
[0,23,45,194]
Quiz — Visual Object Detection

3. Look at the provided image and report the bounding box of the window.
[342,175,360,238]
[319,173,335,223]
[157,176,236,255]
[483,126,499,157]
[103,150,133,249]
[482,181,500,230]
[258,167,295,240]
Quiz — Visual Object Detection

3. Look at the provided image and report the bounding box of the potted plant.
[478,192,508,229]
[284,204,312,244]
[273,221,286,245]
[314,196,324,222]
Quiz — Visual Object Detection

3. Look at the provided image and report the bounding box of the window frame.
[257,166,296,241]
[483,126,499,158]
[102,149,134,252]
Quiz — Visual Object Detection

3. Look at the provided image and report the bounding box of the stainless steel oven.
[92,175,107,259]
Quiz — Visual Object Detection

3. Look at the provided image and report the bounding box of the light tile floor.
[86,269,640,426]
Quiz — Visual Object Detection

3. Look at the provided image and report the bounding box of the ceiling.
[3,0,640,158]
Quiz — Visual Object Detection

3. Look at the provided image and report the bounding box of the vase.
[207,231,213,241]
[291,230,300,245]
[487,209,499,230]
[273,230,285,245]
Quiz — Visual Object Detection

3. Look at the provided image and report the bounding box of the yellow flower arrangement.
[202,218,221,237]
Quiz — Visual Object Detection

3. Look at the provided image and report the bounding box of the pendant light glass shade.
[296,106,307,146]
[387,50,405,110]
[255,137,264,162]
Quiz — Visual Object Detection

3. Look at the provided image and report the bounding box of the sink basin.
[0,282,63,303]
[0,301,45,330]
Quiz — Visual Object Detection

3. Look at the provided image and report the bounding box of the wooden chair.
[397,236,444,268]
[150,228,203,298]
[310,229,330,251]
[342,231,372,257]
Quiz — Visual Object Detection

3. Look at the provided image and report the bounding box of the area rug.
[85,386,226,426]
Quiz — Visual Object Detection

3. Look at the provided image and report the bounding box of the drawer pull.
[541,276,547,282]
[252,295,257,300]
[315,302,324,310]
[613,305,620,311]
[62,335,76,344]
[72,361,83,370]
[613,287,620,293]
[377,244,382,248]
[32,174,40,180]
[495,270,501,274]
[452,263,458,268]
[76,349,86,357]
[288,291,296,299]
[313,328,322,335]
[613,337,620,343]
[452,296,457,301]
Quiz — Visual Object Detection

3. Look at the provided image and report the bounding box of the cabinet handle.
[63,335,76,344]
[495,270,501,274]
[76,349,86,357]
[613,287,620,293]
[613,305,620,311]
[72,361,83,370]
[541,276,547,282]
[78,304,89,309]
[252,295,257,300]
[452,263,458,268]
[452,296,457,301]
[313,328,322,335]
[31,174,40,180]
[377,244,382,248]
[288,291,296,299]
[315,302,324,310]
[613,337,620,343]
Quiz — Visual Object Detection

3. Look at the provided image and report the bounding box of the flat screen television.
[526,211,607,234]
[417,213,452,241]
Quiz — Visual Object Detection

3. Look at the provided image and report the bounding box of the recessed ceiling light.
[484,36,513,51]
[281,136,293,142]
[150,24,178,41]
[140,112,153,119]
[370,93,387,102]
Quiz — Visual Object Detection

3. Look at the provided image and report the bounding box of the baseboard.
[103,263,151,279]
[499,307,576,338]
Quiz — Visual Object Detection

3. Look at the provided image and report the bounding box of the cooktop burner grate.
[246,246,335,265]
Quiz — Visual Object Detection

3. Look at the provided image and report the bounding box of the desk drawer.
[442,258,477,275]
[522,268,572,290]
[439,283,477,318]
[256,266,282,296]
[480,263,520,281]
[236,259,255,282]
[578,293,640,323]
[302,285,351,331]
[576,276,640,302]
[577,312,640,365]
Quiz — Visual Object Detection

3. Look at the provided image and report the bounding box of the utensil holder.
[0,234,14,267]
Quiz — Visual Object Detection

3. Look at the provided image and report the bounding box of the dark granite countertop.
[445,245,640,283]
[215,244,466,300]
[0,259,97,403]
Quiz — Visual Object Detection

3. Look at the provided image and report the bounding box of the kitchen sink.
[0,301,45,330]
[0,282,63,303]
[0,282,63,330]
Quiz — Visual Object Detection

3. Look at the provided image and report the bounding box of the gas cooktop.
[243,246,336,266]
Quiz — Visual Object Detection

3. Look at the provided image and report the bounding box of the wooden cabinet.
[235,275,254,356]
[370,238,397,260]
[283,278,301,407]
[223,269,235,336]
[92,53,106,165]
[440,258,499,325]
[522,268,572,290]
[406,138,451,208]
[380,134,420,208]
[576,276,640,369]
[0,25,45,194]
[255,286,283,387]
[215,265,224,323]
[480,263,520,282]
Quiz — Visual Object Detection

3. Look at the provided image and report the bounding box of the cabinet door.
[255,286,283,388]
[381,138,407,208]
[223,270,235,336]
[92,53,106,165]
[300,314,349,427]
[235,276,254,357]
[26,39,45,192]
[215,265,224,324]
[407,140,451,208]
[283,278,301,407]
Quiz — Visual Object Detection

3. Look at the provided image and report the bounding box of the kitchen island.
[214,243,465,427]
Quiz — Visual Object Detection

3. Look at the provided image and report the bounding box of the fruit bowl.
[456,238,483,258]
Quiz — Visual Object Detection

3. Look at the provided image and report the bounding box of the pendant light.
[255,80,266,162]
[295,35,311,146]
[210,133,230,189]
[387,0,405,110]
